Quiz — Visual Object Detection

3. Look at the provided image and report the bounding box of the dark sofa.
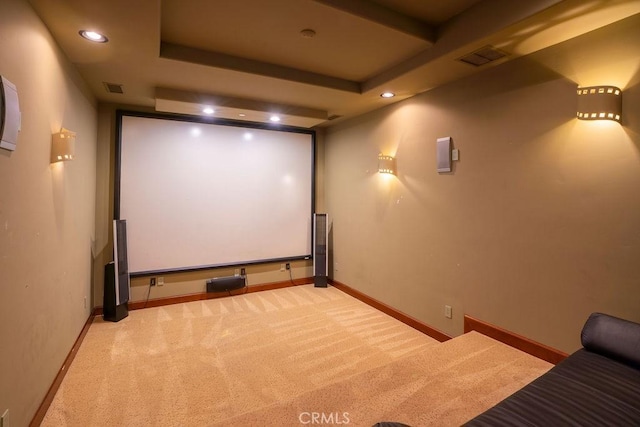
[464,312,640,426]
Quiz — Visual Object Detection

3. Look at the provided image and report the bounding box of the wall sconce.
[51,128,76,163]
[577,85,622,122]
[378,154,396,175]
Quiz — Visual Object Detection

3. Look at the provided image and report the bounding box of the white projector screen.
[116,112,314,275]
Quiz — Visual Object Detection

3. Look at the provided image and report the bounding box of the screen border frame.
[114,109,316,277]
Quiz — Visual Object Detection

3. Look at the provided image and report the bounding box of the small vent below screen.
[458,46,508,67]
[104,82,124,94]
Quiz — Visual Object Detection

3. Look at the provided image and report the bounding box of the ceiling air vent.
[458,46,508,67]
[103,82,124,94]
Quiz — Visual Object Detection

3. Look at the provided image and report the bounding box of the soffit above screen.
[155,87,328,128]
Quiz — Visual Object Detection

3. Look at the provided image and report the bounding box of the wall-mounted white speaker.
[0,76,21,152]
[437,136,451,173]
[313,213,328,287]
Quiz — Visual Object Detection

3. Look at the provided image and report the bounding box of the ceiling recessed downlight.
[380,92,395,98]
[202,107,215,114]
[79,30,108,43]
[270,115,281,122]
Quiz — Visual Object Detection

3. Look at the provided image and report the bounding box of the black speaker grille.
[314,214,328,278]
[316,214,327,245]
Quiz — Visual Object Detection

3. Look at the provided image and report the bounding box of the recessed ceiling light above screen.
[116,111,314,275]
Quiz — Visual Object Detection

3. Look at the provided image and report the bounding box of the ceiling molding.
[160,42,362,94]
[361,0,566,93]
[312,0,436,43]
[27,0,640,127]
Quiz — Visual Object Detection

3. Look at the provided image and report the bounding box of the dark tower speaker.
[103,262,128,321]
[313,213,328,287]
[104,220,130,322]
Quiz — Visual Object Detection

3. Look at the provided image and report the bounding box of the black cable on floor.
[143,283,152,308]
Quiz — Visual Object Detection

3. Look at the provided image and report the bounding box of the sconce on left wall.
[51,128,76,163]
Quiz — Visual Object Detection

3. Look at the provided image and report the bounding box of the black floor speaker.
[103,262,128,322]
[314,213,328,287]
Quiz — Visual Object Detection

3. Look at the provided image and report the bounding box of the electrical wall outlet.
[240,268,246,276]
[280,264,285,271]
[150,278,156,286]
[444,305,452,319]
[286,263,290,270]
[234,268,240,276]
[157,277,164,286]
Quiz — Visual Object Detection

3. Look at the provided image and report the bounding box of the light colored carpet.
[222,331,552,426]
[41,285,552,426]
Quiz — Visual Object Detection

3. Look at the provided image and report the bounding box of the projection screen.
[116,112,314,275]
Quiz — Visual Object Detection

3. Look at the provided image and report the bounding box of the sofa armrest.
[581,312,640,369]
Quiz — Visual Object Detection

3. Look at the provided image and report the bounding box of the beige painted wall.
[93,105,323,305]
[324,15,640,354]
[0,0,98,425]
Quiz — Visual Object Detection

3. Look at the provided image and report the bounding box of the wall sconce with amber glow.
[577,85,622,122]
[378,154,396,175]
[51,128,76,163]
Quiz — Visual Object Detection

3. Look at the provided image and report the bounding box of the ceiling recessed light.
[270,115,281,122]
[380,92,395,98]
[202,107,214,115]
[79,30,108,43]
[238,113,246,117]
